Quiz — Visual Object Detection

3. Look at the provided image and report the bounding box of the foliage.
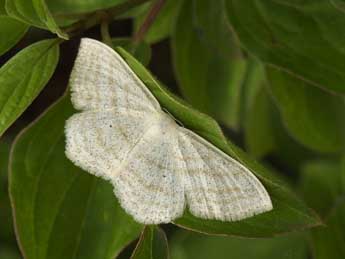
[0,0,344,258]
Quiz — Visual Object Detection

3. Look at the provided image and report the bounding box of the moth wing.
[111,123,186,224]
[65,109,157,181]
[69,38,160,113]
[177,128,273,221]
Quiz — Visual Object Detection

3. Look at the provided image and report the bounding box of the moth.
[65,38,273,224]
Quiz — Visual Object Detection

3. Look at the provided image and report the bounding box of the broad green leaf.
[0,138,16,243]
[244,82,313,171]
[245,86,276,158]
[6,0,43,26]
[131,227,168,259]
[46,0,127,15]
[112,38,151,66]
[300,160,344,217]
[0,39,59,137]
[6,0,67,38]
[225,0,345,94]
[172,0,247,130]
[0,0,28,55]
[0,139,10,188]
[9,95,142,259]
[116,47,321,237]
[239,59,313,171]
[134,0,183,43]
[0,15,28,56]
[267,67,345,153]
[311,200,345,259]
[239,57,265,129]
[300,159,345,258]
[170,230,307,259]
[32,0,68,38]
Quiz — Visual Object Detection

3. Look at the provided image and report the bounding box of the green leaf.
[0,15,28,56]
[239,57,265,129]
[0,138,16,243]
[300,159,345,258]
[171,230,308,259]
[134,0,183,43]
[172,0,247,130]
[0,39,59,137]
[239,59,313,171]
[244,78,313,171]
[6,0,67,38]
[9,94,142,259]
[32,0,68,38]
[300,160,344,217]
[112,38,151,66]
[46,0,127,15]
[0,139,10,187]
[131,227,168,259]
[6,0,43,26]
[267,67,345,153]
[310,200,345,259]
[116,47,321,237]
[0,0,28,55]
[244,85,276,158]
[225,0,345,94]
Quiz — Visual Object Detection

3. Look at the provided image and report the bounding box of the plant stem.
[64,0,151,38]
[100,18,113,47]
[132,0,166,44]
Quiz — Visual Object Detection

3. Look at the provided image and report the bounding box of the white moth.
[65,38,273,224]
